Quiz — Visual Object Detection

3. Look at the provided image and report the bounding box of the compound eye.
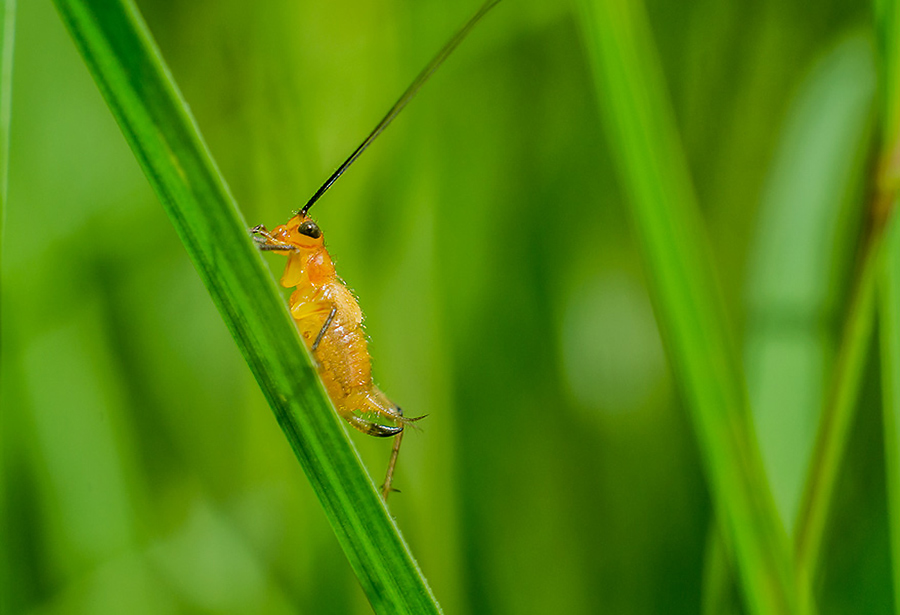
[297,220,322,239]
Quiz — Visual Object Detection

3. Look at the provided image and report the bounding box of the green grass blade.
[0,0,13,279]
[0,1,14,613]
[0,0,12,223]
[882,210,900,615]
[704,40,878,607]
[577,1,796,613]
[711,35,875,615]
[791,238,878,607]
[876,0,900,611]
[701,529,742,615]
[51,0,441,612]
[876,0,900,150]
[745,36,874,533]
[793,19,895,611]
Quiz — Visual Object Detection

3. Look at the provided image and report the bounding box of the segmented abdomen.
[290,281,375,407]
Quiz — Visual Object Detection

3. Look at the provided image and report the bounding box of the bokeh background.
[1,0,887,613]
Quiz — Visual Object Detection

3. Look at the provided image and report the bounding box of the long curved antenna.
[300,0,501,215]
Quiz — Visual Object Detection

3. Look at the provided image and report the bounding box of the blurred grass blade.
[0,0,13,248]
[0,1,14,612]
[51,0,441,612]
[876,0,900,151]
[0,0,16,353]
[882,211,900,615]
[577,1,796,613]
[791,238,877,607]
[876,0,900,611]
[0,0,16,379]
[793,28,893,613]
[732,34,875,615]
[745,35,874,533]
[701,529,742,615]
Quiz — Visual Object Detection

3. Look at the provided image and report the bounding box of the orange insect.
[252,0,500,499]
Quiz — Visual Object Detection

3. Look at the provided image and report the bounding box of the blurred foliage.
[0,0,892,613]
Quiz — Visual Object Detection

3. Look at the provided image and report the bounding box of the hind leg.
[339,392,407,437]
[338,389,427,436]
[354,389,426,426]
[343,413,403,437]
[381,408,405,500]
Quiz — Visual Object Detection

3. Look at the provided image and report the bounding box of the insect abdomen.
[290,282,379,402]
[316,319,372,397]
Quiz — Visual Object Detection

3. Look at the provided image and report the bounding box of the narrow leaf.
[577,0,796,613]
[0,0,12,216]
[793,15,895,610]
[0,2,14,614]
[792,236,878,608]
[882,209,900,615]
[745,36,874,533]
[877,0,900,612]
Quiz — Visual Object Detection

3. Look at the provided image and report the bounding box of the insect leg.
[257,242,299,252]
[344,413,403,437]
[312,306,337,352]
[250,224,297,251]
[289,301,336,355]
[381,407,405,500]
[375,405,428,425]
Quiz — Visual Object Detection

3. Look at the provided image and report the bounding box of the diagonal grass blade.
[876,0,900,611]
[577,0,797,613]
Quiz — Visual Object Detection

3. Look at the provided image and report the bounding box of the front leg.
[250,224,297,252]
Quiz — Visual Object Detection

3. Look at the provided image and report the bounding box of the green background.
[1,0,887,613]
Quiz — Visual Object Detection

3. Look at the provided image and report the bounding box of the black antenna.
[300,0,501,215]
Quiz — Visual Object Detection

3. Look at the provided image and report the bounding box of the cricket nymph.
[252,213,417,439]
[251,0,500,499]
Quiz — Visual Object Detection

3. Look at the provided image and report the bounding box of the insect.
[252,0,500,499]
